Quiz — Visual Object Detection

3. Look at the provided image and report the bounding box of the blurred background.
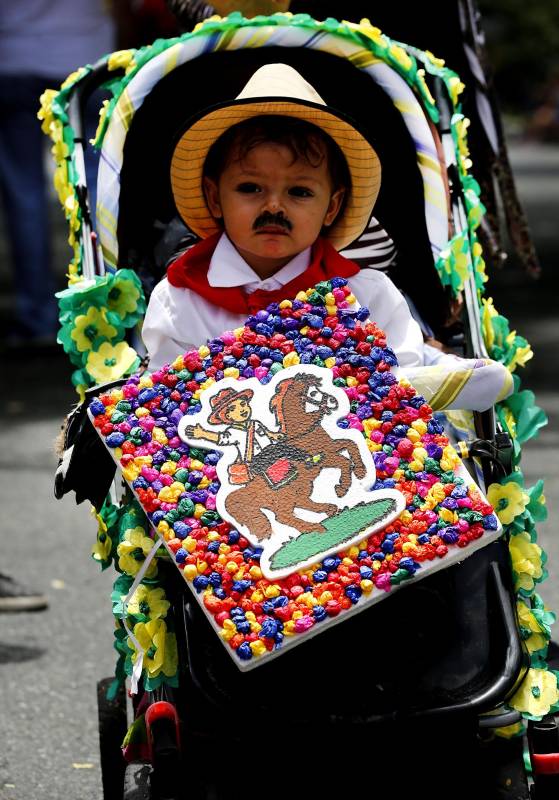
[0,2,557,797]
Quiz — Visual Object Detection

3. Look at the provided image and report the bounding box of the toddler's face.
[203,141,344,278]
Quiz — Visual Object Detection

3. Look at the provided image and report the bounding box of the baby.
[143,62,511,412]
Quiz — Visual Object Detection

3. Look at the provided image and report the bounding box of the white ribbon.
[121,538,163,695]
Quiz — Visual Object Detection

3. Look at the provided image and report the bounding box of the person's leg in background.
[0,73,58,344]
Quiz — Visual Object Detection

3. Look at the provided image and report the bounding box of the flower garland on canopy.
[40,12,556,719]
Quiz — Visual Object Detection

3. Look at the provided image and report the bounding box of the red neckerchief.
[166,233,359,315]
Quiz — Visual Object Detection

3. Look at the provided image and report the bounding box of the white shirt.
[142,233,424,371]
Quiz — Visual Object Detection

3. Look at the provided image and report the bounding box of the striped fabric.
[341,216,397,270]
[97,20,448,272]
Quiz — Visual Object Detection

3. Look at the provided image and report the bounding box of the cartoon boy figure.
[182,385,284,484]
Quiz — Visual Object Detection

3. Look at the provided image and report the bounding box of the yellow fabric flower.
[127,586,170,621]
[517,601,548,653]
[455,118,472,172]
[506,334,534,372]
[108,49,136,72]
[509,531,543,593]
[92,510,112,563]
[61,67,87,89]
[130,619,178,679]
[389,43,413,72]
[117,527,158,578]
[487,482,529,525]
[107,278,140,318]
[91,99,110,146]
[494,722,525,740]
[355,19,385,47]
[71,307,118,352]
[37,89,58,134]
[49,118,69,161]
[481,297,498,351]
[416,69,435,107]
[509,668,559,718]
[424,50,445,69]
[448,76,465,105]
[87,341,138,383]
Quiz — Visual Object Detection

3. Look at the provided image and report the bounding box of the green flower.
[526,480,548,525]
[56,275,111,315]
[500,389,548,446]
[106,270,146,324]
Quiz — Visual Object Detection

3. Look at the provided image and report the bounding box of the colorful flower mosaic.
[90,279,502,668]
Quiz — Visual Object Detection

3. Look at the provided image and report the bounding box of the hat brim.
[170,98,381,251]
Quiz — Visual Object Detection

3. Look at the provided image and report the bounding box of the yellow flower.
[37,89,58,134]
[61,67,87,89]
[71,306,118,353]
[92,99,110,146]
[481,297,498,351]
[448,76,465,105]
[494,722,525,739]
[509,668,559,718]
[127,586,170,621]
[506,337,534,372]
[416,69,435,107]
[117,527,158,578]
[130,619,178,679]
[108,49,136,72]
[509,531,543,593]
[424,50,445,69]
[389,43,413,72]
[487,481,529,525]
[107,277,140,318]
[49,118,69,161]
[92,511,112,563]
[355,19,385,47]
[454,117,472,172]
[517,601,548,654]
[87,341,138,383]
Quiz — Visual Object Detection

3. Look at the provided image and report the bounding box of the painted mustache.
[253,212,292,232]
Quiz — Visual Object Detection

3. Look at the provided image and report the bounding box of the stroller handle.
[66,59,127,279]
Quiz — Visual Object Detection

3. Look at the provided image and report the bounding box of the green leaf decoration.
[270,499,396,571]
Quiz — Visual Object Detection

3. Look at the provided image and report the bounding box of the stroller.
[45,10,557,799]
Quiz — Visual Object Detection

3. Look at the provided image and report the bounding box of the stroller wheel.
[97,677,128,800]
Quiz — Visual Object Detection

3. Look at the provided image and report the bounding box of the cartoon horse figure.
[181,368,368,541]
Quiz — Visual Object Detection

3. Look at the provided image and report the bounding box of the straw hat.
[170,63,381,251]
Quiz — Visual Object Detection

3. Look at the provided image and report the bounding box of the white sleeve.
[348,270,424,368]
[142,281,197,371]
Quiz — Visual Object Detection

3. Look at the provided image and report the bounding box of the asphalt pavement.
[0,140,557,799]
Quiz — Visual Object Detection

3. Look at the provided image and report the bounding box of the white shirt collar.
[207,233,311,294]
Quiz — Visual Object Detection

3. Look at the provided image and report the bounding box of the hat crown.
[236,63,326,107]
[210,386,237,409]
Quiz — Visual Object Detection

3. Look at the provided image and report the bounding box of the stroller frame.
[44,12,557,799]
